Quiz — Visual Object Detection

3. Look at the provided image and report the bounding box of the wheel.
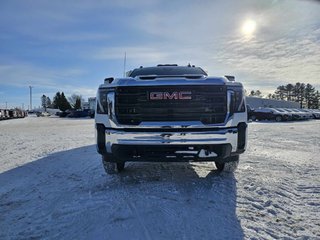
[251,115,256,121]
[275,115,282,122]
[102,155,125,174]
[215,155,239,172]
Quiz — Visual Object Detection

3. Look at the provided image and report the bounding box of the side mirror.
[104,77,114,84]
[225,75,235,81]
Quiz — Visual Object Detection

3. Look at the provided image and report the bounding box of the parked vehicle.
[89,109,95,118]
[58,110,71,118]
[36,112,51,117]
[299,109,314,119]
[0,109,26,120]
[282,108,302,120]
[290,109,309,120]
[67,109,90,118]
[307,109,320,119]
[247,105,255,121]
[250,108,289,122]
[274,108,293,121]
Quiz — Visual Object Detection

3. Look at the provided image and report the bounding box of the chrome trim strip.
[104,128,239,152]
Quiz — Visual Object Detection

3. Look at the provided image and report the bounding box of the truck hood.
[100,76,243,88]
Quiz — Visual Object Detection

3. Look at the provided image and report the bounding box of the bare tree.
[68,94,84,110]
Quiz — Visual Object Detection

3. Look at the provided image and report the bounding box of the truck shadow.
[0,145,244,240]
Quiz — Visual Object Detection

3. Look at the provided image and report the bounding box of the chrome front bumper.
[104,127,239,153]
[96,123,247,162]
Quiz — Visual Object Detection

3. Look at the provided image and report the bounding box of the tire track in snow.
[238,121,320,239]
[125,199,153,240]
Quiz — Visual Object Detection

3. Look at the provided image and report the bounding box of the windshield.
[129,66,208,77]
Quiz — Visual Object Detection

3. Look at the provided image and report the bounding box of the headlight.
[96,88,109,114]
[227,87,245,113]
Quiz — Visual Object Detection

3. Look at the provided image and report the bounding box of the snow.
[198,149,218,158]
[0,116,319,239]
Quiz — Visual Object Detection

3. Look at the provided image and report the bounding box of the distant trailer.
[8,110,14,118]
[4,110,10,119]
[0,109,5,120]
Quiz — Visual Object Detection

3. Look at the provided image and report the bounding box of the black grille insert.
[115,85,227,125]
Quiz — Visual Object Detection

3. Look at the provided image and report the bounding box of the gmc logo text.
[149,91,192,100]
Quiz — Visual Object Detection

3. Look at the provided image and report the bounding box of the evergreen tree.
[255,90,262,98]
[274,85,286,100]
[249,90,255,96]
[52,91,71,111]
[53,92,61,109]
[46,97,52,108]
[304,84,315,109]
[248,90,262,98]
[294,83,305,108]
[285,84,294,101]
[273,82,319,108]
[74,97,82,110]
[41,95,47,111]
[312,91,320,109]
[60,92,72,111]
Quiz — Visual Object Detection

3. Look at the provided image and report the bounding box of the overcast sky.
[0,0,319,109]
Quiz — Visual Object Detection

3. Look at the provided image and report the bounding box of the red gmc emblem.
[149,91,192,100]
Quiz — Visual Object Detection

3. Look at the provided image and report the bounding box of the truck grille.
[115,85,227,125]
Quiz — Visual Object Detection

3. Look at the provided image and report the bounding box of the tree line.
[41,92,84,112]
[248,82,320,109]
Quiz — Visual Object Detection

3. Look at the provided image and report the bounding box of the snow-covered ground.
[0,116,319,239]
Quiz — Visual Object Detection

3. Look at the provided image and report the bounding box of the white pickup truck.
[95,64,247,174]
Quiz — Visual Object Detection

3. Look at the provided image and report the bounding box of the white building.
[246,97,300,109]
[88,97,96,110]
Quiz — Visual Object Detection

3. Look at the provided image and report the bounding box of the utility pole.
[29,86,33,110]
[5,101,7,109]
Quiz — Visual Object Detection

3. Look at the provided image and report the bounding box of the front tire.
[102,155,125,174]
[215,155,239,172]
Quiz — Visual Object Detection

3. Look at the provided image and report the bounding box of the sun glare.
[242,19,256,36]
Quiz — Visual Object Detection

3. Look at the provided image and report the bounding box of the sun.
[242,19,257,36]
